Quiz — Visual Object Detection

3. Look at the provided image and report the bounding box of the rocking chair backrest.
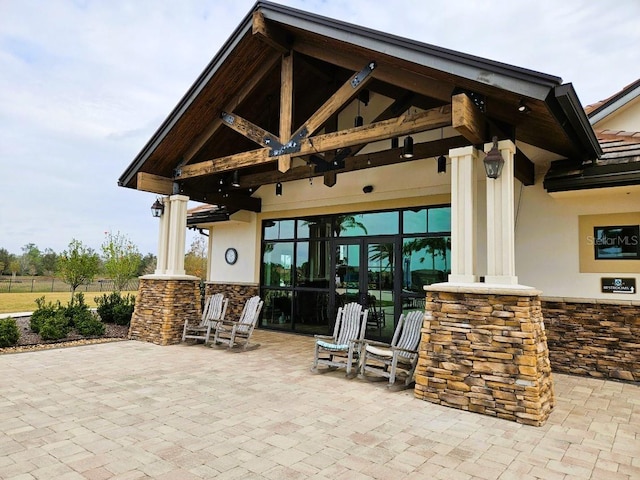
[335,302,367,345]
[204,293,227,322]
[236,296,263,333]
[392,310,424,357]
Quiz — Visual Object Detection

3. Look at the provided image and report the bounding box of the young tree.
[185,236,207,279]
[101,231,142,292]
[57,239,101,299]
[20,243,42,276]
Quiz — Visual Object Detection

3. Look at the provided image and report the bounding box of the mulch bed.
[0,316,129,354]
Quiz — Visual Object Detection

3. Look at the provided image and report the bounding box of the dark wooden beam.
[176,106,451,180]
[279,52,294,172]
[238,136,469,187]
[185,189,262,213]
[452,93,485,145]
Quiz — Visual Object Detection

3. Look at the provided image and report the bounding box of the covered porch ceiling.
[118,0,601,217]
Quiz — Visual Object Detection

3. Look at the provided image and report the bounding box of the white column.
[166,194,189,276]
[448,145,479,283]
[206,227,214,281]
[154,197,170,275]
[484,139,518,284]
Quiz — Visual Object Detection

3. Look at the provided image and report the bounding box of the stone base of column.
[205,282,259,320]
[128,275,201,345]
[415,283,555,427]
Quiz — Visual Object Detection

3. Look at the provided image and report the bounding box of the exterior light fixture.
[437,155,447,174]
[483,136,504,179]
[401,136,414,158]
[276,182,282,196]
[231,170,240,187]
[391,137,399,149]
[151,198,164,218]
[517,100,531,114]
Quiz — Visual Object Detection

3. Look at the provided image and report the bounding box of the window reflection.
[402,236,451,292]
[337,211,398,237]
[262,242,293,287]
[428,207,451,233]
[264,220,295,240]
[296,241,330,287]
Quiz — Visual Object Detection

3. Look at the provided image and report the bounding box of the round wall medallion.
[225,247,238,265]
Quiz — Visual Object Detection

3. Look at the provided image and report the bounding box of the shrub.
[96,292,135,325]
[31,296,61,333]
[0,318,20,347]
[39,310,70,341]
[63,292,91,328]
[75,310,105,337]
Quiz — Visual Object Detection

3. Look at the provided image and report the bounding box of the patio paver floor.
[1,330,639,479]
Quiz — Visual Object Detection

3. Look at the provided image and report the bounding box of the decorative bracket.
[268,127,308,157]
[351,61,376,88]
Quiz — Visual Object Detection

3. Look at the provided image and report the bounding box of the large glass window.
[260,204,450,337]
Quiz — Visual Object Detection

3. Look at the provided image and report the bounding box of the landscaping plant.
[0,317,19,347]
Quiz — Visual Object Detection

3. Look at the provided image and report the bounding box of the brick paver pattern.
[0,331,639,479]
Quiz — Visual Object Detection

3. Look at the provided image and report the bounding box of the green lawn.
[0,291,137,314]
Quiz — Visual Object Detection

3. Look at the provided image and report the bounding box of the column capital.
[449,145,479,159]
[484,138,516,155]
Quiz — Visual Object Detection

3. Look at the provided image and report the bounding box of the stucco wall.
[516,179,640,300]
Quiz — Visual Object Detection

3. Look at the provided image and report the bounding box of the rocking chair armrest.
[390,346,418,355]
[217,319,240,327]
[314,335,334,340]
[362,339,392,348]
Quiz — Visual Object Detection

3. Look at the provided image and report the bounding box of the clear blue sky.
[1,0,639,256]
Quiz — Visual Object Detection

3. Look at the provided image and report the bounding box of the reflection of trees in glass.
[333,215,368,236]
[404,237,450,271]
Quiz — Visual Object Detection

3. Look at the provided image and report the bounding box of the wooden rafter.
[176,106,451,180]
[219,112,279,148]
[294,38,453,103]
[279,52,294,172]
[291,61,376,140]
[252,11,291,53]
[180,51,281,166]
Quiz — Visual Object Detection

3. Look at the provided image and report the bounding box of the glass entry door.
[333,238,396,341]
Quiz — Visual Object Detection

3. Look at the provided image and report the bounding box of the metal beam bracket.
[269,127,308,157]
[221,112,235,125]
[351,61,377,88]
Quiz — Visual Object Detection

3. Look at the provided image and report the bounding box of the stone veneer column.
[205,282,260,320]
[129,276,201,345]
[415,284,555,426]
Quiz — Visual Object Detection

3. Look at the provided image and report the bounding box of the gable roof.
[119,0,600,209]
[586,79,640,124]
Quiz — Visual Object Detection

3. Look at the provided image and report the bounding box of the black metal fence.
[0,276,140,294]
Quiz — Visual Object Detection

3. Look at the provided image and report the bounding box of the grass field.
[0,291,137,314]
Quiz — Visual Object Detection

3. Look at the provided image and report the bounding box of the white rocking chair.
[213,296,263,350]
[182,293,228,344]
[359,310,424,388]
[312,302,368,376]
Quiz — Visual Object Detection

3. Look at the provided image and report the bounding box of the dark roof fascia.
[187,211,231,225]
[259,1,560,100]
[547,83,602,160]
[118,8,257,188]
[588,79,640,124]
[544,161,640,193]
